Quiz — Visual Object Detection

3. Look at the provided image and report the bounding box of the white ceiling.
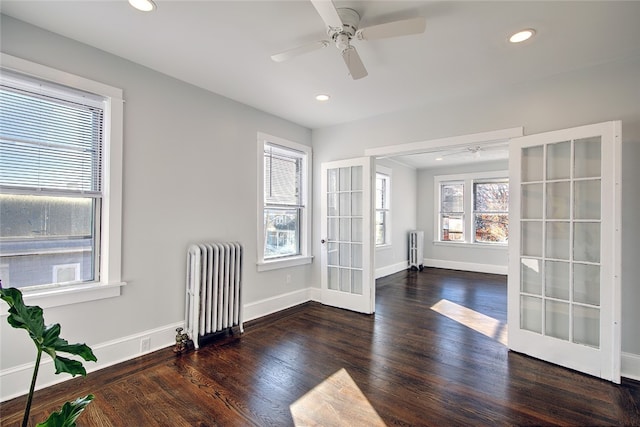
[391,143,510,169]
[2,1,640,167]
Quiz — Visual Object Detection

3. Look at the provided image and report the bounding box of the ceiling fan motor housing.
[329,8,360,50]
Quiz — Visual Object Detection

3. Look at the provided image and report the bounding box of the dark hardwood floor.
[2,268,639,426]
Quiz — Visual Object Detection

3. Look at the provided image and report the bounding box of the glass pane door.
[508,121,620,383]
[326,166,364,294]
[321,157,374,314]
[520,137,602,347]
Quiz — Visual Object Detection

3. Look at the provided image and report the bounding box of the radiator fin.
[409,231,424,271]
[185,242,243,349]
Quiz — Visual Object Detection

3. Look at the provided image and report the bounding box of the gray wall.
[311,54,640,357]
[375,159,417,276]
[0,15,312,373]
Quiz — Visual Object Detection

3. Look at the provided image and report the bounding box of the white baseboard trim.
[375,261,409,279]
[622,351,640,381]
[0,321,182,402]
[424,258,507,275]
[243,287,318,322]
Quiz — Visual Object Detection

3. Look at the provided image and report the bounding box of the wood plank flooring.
[2,268,639,426]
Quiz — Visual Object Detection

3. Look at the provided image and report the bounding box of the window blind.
[0,84,104,195]
[264,143,301,206]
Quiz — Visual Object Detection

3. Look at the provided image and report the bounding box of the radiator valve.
[174,327,189,354]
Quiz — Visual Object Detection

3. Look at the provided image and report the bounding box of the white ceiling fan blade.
[342,46,368,80]
[271,40,330,62]
[356,17,426,41]
[310,0,343,32]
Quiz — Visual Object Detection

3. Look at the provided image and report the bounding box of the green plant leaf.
[0,287,45,340]
[0,287,97,377]
[1,285,97,427]
[55,343,98,363]
[53,356,87,377]
[35,394,94,427]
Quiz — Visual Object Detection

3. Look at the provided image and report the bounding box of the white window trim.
[376,166,392,248]
[256,132,312,272]
[434,170,508,248]
[0,53,125,311]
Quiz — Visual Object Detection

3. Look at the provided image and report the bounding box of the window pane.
[441,214,464,241]
[0,86,104,194]
[264,208,300,258]
[0,74,106,290]
[0,194,96,288]
[474,182,509,211]
[441,183,463,212]
[375,211,385,245]
[376,175,387,209]
[474,213,508,243]
[375,173,389,246]
[376,179,384,209]
[574,137,601,179]
[264,146,301,205]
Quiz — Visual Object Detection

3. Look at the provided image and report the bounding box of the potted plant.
[0,283,97,427]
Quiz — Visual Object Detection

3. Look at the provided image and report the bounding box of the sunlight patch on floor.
[290,368,386,427]
[431,299,508,345]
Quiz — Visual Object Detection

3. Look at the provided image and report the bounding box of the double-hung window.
[439,181,465,241]
[375,168,391,246]
[257,133,311,270]
[0,54,123,305]
[435,171,509,245]
[473,181,509,243]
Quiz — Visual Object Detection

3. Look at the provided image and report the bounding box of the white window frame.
[375,166,392,248]
[257,132,312,271]
[434,170,509,248]
[0,53,125,310]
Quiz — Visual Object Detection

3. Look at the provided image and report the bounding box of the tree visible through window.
[474,181,509,243]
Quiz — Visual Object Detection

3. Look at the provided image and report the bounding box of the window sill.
[433,241,508,251]
[1,281,126,315]
[376,244,392,251]
[257,255,313,272]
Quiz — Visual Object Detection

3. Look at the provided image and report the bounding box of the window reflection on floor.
[431,299,508,345]
[290,368,385,427]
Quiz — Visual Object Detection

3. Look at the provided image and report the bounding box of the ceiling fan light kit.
[128,0,156,12]
[509,28,536,43]
[271,0,426,80]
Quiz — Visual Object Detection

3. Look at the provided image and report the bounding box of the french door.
[320,157,375,314]
[508,121,621,382]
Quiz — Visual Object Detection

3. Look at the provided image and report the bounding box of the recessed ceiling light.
[435,157,443,161]
[509,29,535,43]
[315,94,330,102]
[129,0,156,12]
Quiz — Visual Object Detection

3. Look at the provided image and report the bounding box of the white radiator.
[408,230,424,271]
[185,242,243,349]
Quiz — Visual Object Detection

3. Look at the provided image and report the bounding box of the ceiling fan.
[270,0,427,80]
[439,144,509,159]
